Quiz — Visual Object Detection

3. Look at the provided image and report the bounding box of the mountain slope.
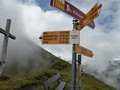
[82,60,120,89]
[0,62,116,90]
[4,39,61,75]
[0,68,116,90]
[0,40,116,89]
[0,47,116,89]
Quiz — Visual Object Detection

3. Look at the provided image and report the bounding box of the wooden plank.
[56,81,66,90]
[77,55,81,90]
[43,74,60,89]
[0,28,16,39]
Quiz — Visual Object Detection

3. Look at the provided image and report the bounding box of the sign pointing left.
[39,30,80,44]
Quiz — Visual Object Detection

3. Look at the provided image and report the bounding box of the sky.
[28,0,120,63]
[0,0,120,88]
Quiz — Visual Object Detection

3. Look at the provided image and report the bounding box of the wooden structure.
[0,19,16,74]
[43,73,66,90]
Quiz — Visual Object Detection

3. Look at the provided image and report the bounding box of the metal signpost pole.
[77,29,81,90]
[77,55,82,90]
[71,19,77,90]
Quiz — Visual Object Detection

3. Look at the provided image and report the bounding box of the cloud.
[24,0,120,88]
[18,0,120,67]
[0,0,120,88]
[0,0,54,74]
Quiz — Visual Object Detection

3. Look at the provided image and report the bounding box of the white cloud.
[3,0,119,66]
[0,0,120,88]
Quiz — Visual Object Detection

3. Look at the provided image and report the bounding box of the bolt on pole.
[71,18,78,90]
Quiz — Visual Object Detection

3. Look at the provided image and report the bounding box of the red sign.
[50,0,95,29]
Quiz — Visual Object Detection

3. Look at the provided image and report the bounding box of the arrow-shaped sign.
[39,30,80,44]
[77,3,102,30]
[75,44,94,58]
[50,0,95,29]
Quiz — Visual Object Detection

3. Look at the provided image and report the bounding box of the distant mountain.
[82,60,120,89]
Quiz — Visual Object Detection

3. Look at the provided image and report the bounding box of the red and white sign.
[50,0,95,29]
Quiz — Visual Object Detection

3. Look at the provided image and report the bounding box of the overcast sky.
[0,0,120,88]
[27,0,120,65]
[0,0,120,66]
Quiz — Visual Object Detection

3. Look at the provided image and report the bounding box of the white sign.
[70,31,80,44]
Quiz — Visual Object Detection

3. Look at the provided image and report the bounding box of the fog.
[0,0,120,89]
[0,0,52,74]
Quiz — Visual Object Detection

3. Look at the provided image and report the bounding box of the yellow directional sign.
[77,2,99,30]
[42,31,70,44]
[40,31,80,44]
[75,45,94,58]
[54,0,65,11]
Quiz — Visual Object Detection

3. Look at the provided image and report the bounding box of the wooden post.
[77,55,82,90]
[0,19,16,74]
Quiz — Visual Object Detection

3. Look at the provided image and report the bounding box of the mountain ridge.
[0,40,117,89]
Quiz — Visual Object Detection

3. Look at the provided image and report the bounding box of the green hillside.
[0,42,116,90]
[0,56,116,90]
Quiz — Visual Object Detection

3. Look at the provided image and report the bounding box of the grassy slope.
[0,57,116,90]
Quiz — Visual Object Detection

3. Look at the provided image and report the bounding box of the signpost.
[51,0,95,29]
[71,19,78,90]
[40,1,102,90]
[39,30,80,44]
[77,3,102,30]
[75,45,94,58]
[0,19,16,74]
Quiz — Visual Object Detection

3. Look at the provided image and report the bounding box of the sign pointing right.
[75,44,94,58]
[77,2,102,30]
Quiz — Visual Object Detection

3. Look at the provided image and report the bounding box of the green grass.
[0,70,58,90]
[81,75,116,90]
[49,58,116,90]
[0,58,116,90]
